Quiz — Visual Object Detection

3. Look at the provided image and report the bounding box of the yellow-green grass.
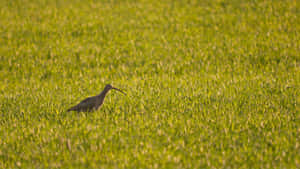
[0,0,299,168]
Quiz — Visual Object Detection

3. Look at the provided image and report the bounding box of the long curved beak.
[112,87,126,95]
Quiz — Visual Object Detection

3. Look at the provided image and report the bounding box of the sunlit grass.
[0,0,299,168]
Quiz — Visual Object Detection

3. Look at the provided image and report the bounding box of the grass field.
[0,0,299,168]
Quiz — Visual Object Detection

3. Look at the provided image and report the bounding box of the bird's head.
[104,84,113,90]
[104,84,126,95]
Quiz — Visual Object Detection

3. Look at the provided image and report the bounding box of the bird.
[67,84,126,112]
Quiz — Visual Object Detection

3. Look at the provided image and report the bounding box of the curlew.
[67,84,126,112]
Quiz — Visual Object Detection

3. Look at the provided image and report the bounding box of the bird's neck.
[98,88,110,97]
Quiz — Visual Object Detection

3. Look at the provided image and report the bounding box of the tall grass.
[0,0,299,168]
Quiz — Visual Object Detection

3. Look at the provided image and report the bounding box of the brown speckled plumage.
[67,84,125,112]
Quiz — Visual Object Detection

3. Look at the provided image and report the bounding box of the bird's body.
[67,84,125,112]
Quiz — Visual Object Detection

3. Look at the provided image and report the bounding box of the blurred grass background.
[0,0,299,168]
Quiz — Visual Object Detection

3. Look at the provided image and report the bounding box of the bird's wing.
[67,97,96,112]
[79,97,94,104]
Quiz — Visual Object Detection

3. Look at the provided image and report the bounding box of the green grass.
[0,0,299,168]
